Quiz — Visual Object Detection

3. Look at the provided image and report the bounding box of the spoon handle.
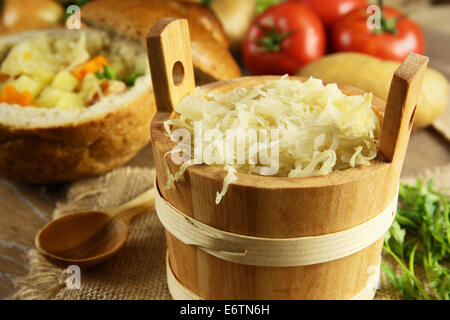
[105,189,155,224]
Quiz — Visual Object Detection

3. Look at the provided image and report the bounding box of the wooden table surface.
[1,4,450,300]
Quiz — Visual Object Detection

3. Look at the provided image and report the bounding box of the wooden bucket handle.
[146,18,196,113]
[146,19,428,167]
[379,53,429,164]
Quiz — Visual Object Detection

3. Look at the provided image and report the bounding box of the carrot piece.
[17,90,32,106]
[0,85,33,106]
[72,55,109,80]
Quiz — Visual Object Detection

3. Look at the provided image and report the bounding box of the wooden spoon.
[35,189,155,268]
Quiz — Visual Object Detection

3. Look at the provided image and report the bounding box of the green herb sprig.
[382,179,450,300]
[95,66,144,87]
[125,70,144,87]
[95,66,117,81]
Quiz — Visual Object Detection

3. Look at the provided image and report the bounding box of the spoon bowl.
[35,189,155,268]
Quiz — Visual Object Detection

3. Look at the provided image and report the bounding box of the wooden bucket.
[146,19,428,300]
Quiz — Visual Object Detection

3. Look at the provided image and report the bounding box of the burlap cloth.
[11,164,450,300]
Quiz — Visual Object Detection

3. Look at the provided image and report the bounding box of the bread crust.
[0,90,156,183]
[81,0,242,83]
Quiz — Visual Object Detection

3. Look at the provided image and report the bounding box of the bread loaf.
[81,0,242,84]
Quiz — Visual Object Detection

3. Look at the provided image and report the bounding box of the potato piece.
[178,0,255,51]
[298,53,449,130]
[51,70,79,92]
[31,68,55,85]
[10,74,43,99]
[35,87,63,108]
[209,0,256,51]
[55,92,85,110]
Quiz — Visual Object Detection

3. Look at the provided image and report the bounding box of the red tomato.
[289,0,367,27]
[331,6,425,61]
[242,2,326,75]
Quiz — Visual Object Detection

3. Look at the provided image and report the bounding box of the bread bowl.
[0,29,155,183]
[0,0,241,184]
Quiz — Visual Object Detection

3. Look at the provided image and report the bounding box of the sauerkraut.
[164,77,380,203]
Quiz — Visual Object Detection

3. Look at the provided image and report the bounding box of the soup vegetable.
[0,31,147,110]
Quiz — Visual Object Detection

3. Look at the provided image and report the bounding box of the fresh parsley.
[95,66,117,81]
[95,66,143,87]
[125,70,144,87]
[382,179,450,300]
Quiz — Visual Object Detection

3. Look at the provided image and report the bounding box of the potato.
[0,35,57,77]
[51,70,79,92]
[298,53,449,130]
[177,0,255,51]
[55,92,85,110]
[31,68,55,85]
[10,74,44,99]
[35,87,63,108]
[208,0,256,51]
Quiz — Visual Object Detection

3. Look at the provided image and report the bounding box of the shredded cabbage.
[164,77,380,203]
[1,33,90,76]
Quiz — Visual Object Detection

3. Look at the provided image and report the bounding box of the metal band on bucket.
[155,177,397,267]
[165,252,378,300]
